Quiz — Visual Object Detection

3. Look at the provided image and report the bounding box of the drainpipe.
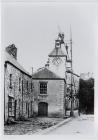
[4,63,7,122]
[31,67,33,116]
[22,79,23,115]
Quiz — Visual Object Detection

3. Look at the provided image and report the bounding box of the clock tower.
[48,33,67,78]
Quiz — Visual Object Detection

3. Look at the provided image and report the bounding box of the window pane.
[40,82,47,94]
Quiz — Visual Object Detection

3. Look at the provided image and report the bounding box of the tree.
[79,78,94,114]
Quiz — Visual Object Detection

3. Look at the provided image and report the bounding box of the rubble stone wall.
[4,62,33,123]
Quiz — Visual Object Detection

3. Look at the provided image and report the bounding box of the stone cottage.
[4,44,34,123]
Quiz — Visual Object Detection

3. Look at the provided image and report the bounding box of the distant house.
[80,73,94,80]
[4,44,33,123]
[32,67,67,117]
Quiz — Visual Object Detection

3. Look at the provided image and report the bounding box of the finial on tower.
[55,32,65,48]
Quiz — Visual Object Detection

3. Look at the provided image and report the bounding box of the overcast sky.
[2,2,98,75]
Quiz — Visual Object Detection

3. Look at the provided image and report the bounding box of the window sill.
[39,94,48,96]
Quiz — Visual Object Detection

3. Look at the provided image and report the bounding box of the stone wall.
[33,79,66,118]
[4,62,33,122]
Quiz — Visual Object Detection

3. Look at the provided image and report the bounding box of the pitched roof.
[48,47,66,57]
[32,67,64,80]
[4,51,31,77]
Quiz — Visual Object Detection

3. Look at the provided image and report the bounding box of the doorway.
[38,102,48,116]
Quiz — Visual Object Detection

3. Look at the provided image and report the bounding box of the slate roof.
[32,67,65,80]
[4,51,31,77]
[48,47,66,57]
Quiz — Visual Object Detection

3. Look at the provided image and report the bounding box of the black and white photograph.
[1,0,98,138]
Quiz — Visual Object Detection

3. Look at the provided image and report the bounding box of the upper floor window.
[19,78,21,91]
[31,82,34,92]
[40,82,47,94]
[31,82,33,92]
[27,81,28,91]
[9,74,12,88]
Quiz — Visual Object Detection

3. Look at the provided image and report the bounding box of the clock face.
[52,57,63,67]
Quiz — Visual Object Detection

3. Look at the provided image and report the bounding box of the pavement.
[35,117,72,135]
[42,114,97,137]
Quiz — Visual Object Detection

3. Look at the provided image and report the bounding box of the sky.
[2,2,98,75]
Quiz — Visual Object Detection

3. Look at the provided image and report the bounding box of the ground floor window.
[8,96,15,117]
[31,101,33,115]
[26,102,28,114]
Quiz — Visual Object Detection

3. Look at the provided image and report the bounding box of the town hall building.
[32,39,68,118]
[32,66,66,118]
[32,33,79,117]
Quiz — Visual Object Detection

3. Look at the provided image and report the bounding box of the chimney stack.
[6,44,17,59]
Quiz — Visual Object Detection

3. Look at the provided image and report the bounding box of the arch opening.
[38,102,48,116]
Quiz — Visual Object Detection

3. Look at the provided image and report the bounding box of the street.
[4,114,97,137]
[44,115,96,137]
[4,117,63,135]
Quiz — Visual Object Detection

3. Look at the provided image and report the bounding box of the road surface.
[45,115,97,137]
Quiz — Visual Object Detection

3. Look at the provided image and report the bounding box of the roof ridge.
[32,67,62,79]
[5,51,31,76]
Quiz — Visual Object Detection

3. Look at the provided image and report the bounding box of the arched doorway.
[38,102,48,116]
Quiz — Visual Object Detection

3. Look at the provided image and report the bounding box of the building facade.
[4,42,79,122]
[32,67,66,118]
[4,44,34,123]
[32,38,79,117]
[48,43,79,112]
